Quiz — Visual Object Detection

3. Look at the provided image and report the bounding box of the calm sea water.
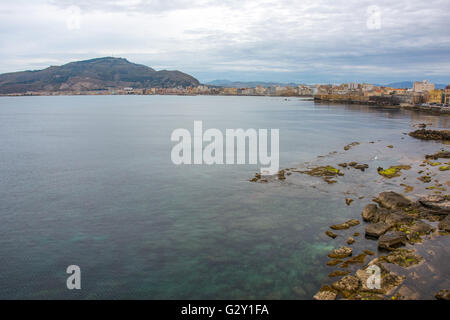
[0,95,449,299]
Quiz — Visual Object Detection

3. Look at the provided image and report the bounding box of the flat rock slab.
[375,191,412,210]
[378,231,407,250]
[419,195,450,214]
[365,222,391,238]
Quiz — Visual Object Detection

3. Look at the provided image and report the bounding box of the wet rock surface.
[409,129,450,141]
[316,188,449,300]
[378,231,407,250]
[328,246,353,259]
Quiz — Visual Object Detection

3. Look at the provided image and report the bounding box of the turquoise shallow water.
[0,95,449,299]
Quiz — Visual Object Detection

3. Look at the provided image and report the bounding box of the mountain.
[383,81,447,89]
[206,80,301,88]
[0,57,200,94]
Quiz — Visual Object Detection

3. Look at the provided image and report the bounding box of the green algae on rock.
[378,249,423,268]
[343,142,360,151]
[377,165,411,178]
[409,129,450,141]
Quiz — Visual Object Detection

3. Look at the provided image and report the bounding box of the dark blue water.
[0,95,448,299]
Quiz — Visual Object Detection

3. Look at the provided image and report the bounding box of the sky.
[0,0,449,84]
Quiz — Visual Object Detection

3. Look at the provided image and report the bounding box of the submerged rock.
[418,175,432,183]
[325,230,338,239]
[344,142,360,151]
[327,259,343,266]
[328,246,353,259]
[345,198,353,206]
[378,232,407,250]
[340,253,367,268]
[328,270,350,278]
[346,237,355,245]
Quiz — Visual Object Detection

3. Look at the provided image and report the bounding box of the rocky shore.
[315,191,449,300]
[250,129,450,300]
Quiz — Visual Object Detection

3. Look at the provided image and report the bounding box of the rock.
[340,254,367,268]
[356,265,404,295]
[327,259,343,266]
[364,250,375,255]
[313,286,337,300]
[418,175,432,183]
[277,170,286,180]
[379,248,423,267]
[409,220,435,235]
[362,204,378,222]
[328,270,350,278]
[344,142,360,151]
[387,145,393,148]
[435,289,450,300]
[328,246,353,259]
[365,222,391,238]
[325,230,338,239]
[384,212,414,227]
[438,215,450,232]
[425,151,450,160]
[400,184,414,193]
[354,164,369,171]
[375,191,412,210]
[346,237,355,245]
[330,219,360,230]
[345,198,353,206]
[409,129,450,141]
[338,163,348,168]
[332,275,360,293]
[353,232,360,237]
[348,162,357,167]
[419,195,450,213]
[377,165,411,178]
[378,232,407,250]
[299,165,343,177]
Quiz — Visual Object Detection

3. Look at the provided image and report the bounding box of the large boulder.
[375,192,412,210]
[378,232,407,250]
[365,222,391,238]
[419,195,450,214]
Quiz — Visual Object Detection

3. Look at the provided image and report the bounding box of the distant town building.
[413,80,435,93]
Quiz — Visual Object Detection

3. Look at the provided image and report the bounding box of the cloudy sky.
[0,0,449,84]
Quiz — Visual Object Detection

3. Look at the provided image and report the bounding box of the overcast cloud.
[0,0,449,84]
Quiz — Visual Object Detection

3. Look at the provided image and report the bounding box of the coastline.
[249,128,450,300]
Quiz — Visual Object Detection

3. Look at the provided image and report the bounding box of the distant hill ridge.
[0,57,200,94]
